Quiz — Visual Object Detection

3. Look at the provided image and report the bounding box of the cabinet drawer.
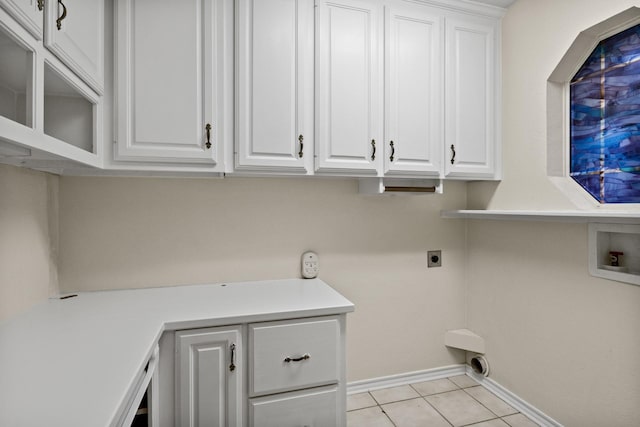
[249,316,340,396]
[249,385,338,427]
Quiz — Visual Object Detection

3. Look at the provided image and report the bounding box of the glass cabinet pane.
[0,25,33,127]
[43,62,95,153]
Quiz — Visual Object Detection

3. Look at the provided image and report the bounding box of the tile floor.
[347,375,541,427]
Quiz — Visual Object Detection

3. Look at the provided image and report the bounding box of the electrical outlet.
[428,250,442,268]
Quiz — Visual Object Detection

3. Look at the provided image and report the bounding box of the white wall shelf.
[441,210,640,224]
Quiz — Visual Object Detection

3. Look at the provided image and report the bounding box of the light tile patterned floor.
[348,375,541,427]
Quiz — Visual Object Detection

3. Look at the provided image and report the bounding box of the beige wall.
[5,1,640,424]
[0,164,58,322]
[467,0,640,425]
[467,220,640,426]
[58,177,468,381]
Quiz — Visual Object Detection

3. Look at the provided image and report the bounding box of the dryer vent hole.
[470,355,489,376]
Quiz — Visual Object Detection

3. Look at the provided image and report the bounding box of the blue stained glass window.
[570,24,640,203]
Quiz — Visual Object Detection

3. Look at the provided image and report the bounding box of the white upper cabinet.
[0,5,102,168]
[0,0,104,93]
[384,3,443,177]
[236,0,314,174]
[0,0,43,40]
[0,15,35,132]
[444,14,499,179]
[115,0,232,167]
[316,0,383,175]
[0,0,502,177]
[44,0,104,95]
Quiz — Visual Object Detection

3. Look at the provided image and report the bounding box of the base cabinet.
[249,317,340,396]
[116,346,160,427]
[171,315,346,427]
[248,316,345,427]
[249,386,339,427]
[175,326,243,427]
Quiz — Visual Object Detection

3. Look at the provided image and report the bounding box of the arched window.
[570,23,640,203]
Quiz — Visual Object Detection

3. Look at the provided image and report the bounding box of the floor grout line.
[379,406,398,427]
[347,375,542,427]
[461,416,501,426]
[461,383,522,420]
[419,395,455,427]
[461,384,503,419]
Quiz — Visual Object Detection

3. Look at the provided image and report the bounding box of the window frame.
[547,7,640,208]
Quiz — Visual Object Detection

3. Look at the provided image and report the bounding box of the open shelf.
[589,223,640,286]
[441,210,640,224]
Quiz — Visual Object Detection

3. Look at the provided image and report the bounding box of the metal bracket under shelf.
[358,177,443,195]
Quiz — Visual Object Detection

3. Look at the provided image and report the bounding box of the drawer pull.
[298,134,304,158]
[229,343,236,372]
[284,353,311,363]
[56,0,67,30]
[205,123,212,149]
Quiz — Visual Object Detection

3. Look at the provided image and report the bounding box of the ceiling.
[473,0,517,8]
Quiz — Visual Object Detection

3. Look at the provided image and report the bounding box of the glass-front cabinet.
[0,23,33,129]
[0,3,102,168]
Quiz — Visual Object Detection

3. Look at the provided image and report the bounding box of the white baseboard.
[346,365,563,427]
[466,366,563,427]
[347,364,467,395]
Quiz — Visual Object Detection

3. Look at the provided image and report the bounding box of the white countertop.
[0,278,354,427]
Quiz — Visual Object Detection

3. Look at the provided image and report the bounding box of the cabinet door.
[384,4,442,176]
[236,0,314,174]
[0,0,43,40]
[444,15,498,179]
[316,0,383,175]
[176,326,243,427]
[115,0,231,167]
[44,0,104,94]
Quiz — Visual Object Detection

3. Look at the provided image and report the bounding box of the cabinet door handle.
[229,343,236,372]
[298,134,304,158]
[56,0,67,30]
[38,0,44,11]
[205,123,212,149]
[390,141,395,162]
[450,144,456,164]
[284,353,310,363]
[371,140,376,161]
